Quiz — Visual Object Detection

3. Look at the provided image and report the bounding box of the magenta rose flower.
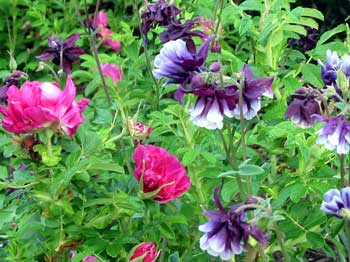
[132,144,191,203]
[129,242,158,262]
[0,76,89,137]
[101,63,123,84]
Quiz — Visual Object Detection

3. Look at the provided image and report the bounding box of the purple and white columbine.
[153,38,210,103]
[189,76,237,129]
[314,115,350,154]
[232,65,274,120]
[199,187,267,260]
[285,86,322,128]
[321,187,350,219]
[318,50,340,85]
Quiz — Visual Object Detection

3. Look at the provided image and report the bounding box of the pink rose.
[132,145,191,203]
[101,63,123,84]
[0,76,89,137]
[93,11,121,52]
[82,256,98,262]
[129,242,158,262]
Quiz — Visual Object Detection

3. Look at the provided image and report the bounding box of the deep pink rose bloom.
[93,11,121,52]
[82,256,98,262]
[129,242,158,262]
[101,63,123,84]
[0,76,89,137]
[132,145,191,203]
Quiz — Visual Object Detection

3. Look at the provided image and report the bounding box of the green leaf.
[282,24,307,36]
[301,63,323,88]
[301,7,324,20]
[306,232,325,248]
[33,144,62,167]
[88,159,124,173]
[182,149,199,166]
[318,24,347,46]
[289,183,308,203]
[238,164,264,176]
[168,252,180,262]
[159,223,175,239]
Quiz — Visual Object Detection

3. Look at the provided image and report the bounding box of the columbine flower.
[0,76,89,137]
[141,0,181,44]
[288,27,319,52]
[285,86,322,128]
[132,144,191,203]
[0,71,27,104]
[318,50,340,85]
[90,11,121,52]
[188,75,237,129]
[101,63,123,84]
[341,54,350,78]
[36,33,85,73]
[153,38,210,103]
[321,187,350,219]
[128,242,158,262]
[232,65,274,120]
[199,187,267,260]
[159,18,208,51]
[314,115,350,154]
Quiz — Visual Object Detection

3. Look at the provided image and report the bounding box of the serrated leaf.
[301,63,323,88]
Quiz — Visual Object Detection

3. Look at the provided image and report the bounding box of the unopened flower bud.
[211,41,221,53]
[190,74,206,89]
[209,62,221,72]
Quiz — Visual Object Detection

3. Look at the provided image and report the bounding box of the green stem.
[190,167,206,205]
[218,129,245,197]
[340,154,347,187]
[210,0,224,49]
[273,221,290,262]
[159,236,167,262]
[46,129,53,158]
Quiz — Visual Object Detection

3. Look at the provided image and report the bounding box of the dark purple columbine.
[36,33,85,73]
[153,38,211,103]
[288,27,319,52]
[189,76,237,129]
[318,50,340,85]
[285,87,322,128]
[232,65,274,120]
[314,115,350,154]
[141,0,181,44]
[321,187,350,219]
[199,187,267,260]
[0,71,27,104]
[159,18,208,52]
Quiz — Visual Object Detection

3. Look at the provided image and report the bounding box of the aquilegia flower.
[285,86,322,128]
[0,71,27,104]
[128,242,158,262]
[318,50,340,85]
[189,75,237,129]
[0,76,89,137]
[314,115,350,154]
[141,0,181,44]
[288,27,319,52]
[132,144,190,203]
[321,187,350,219]
[341,54,350,78]
[101,63,122,84]
[153,38,210,102]
[199,187,267,260]
[232,65,274,120]
[91,11,121,52]
[36,33,85,73]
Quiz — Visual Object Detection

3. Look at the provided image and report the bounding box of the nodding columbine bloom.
[318,50,340,85]
[152,38,210,103]
[0,71,27,104]
[321,187,350,219]
[101,63,123,84]
[36,33,85,74]
[199,187,267,260]
[232,65,274,120]
[285,87,322,128]
[189,75,237,130]
[141,0,181,44]
[288,27,319,52]
[159,18,208,52]
[341,54,350,78]
[314,115,350,154]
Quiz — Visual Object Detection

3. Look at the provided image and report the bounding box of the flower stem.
[135,0,161,110]
[340,154,348,187]
[273,221,290,262]
[211,0,224,49]
[46,129,53,158]
[218,129,245,197]
[238,77,252,196]
[159,236,167,262]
